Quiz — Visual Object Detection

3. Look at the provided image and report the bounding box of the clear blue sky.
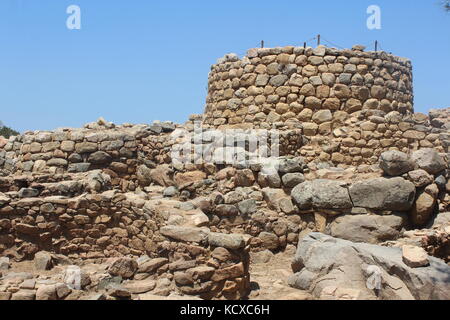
[1,0,449,132]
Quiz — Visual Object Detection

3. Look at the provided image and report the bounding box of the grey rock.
[68,163,91,173]
[258,232,279,250]
[18,188,39,198]
[148,123,163,134]
[137,164,153,186]
[98,275,123,290]
[258,171,282,188]
[160,226,209,243]
[328,214,407,244]
[278,157,306,173]
[163,186,179,197]
[108,257,138,279]
[291,180,352,210]
[88,151,112,165]
[237,199,257,216]
[379,151,415,176]
[208,232,245,250]
[349,177,416,211]
[161,122,176,132]
[215,204,239,217]
[85,170,111,192]
[282,173,305,188]
[407,169,434,188]
[434,175,447,191]
[269,75,289,87]
[68,153,83,163]
[47,158,68,167]
[289,233,450,300]
[411,149,446,174]
[107,284,131,299]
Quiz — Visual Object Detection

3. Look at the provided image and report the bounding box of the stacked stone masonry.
[0,45,449,300]
[202,46,450,166]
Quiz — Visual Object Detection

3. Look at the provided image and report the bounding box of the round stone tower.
[203,45,413,130]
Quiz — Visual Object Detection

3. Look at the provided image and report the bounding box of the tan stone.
[298,108,313,121]
[402,245,429,268]
[302,123,318,136]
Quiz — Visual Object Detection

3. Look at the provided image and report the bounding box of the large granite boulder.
[379,151,415,176]
[289,233,450,300]
[411,149,446,175]
[327,214,407,244]
[291,180,352,210]
[349,177,416,211]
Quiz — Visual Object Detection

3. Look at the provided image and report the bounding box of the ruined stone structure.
[204,45,414,127]
[0,45,449,301]
[203,46,448,166]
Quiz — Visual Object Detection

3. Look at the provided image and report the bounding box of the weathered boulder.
[208,232,245,250]
[234,169,255,187]
[410,184,438,226]
[262,188,296,214]
[379,151,415,176]
[138,258,168,274]
[160,226,209,243]
[36,284,57,300]
[85,170,111,192]
[108,257,138,279]
[407,169,434,188]
[282,173,305,188]
[411,149,446,174]
[402,245,429,268]
[174,171,206,188]
[292,180,352,210]
[258,172,282,188]
[88,151,112,165]
[258,232,279,250]
[349,177,415,211]
[289,233,450,300]
[327,214,406,244]
[215,204,239,217]
[150,164,174,187]
[107,284,131,299]
[136,165,153,187]
[237,199,257,216]
[123,279,156,294]
[18,188,39,198]
[278,157,306,174]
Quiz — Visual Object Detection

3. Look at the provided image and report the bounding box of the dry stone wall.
[204,45,414,129]
[202,45,450,166]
